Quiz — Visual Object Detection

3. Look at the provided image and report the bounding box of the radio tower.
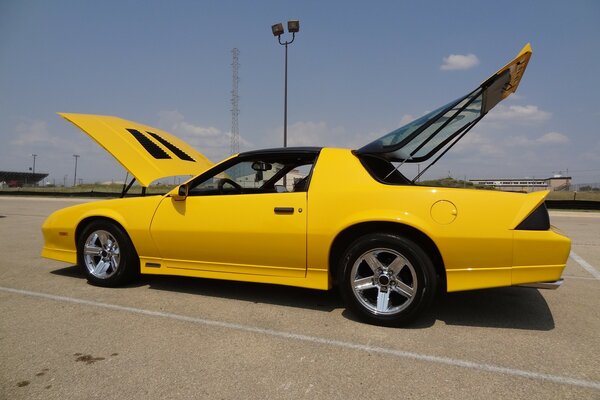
[230,48,240,155]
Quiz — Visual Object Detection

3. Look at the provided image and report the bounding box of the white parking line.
[570,251,600,280]
[562,275,598,281]
[1,285,599,391]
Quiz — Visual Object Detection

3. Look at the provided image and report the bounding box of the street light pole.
[271,20,300,148]
[284,40,288,148]
[272,20,299,190]
[73,154,80,187]
[32,154,37,174]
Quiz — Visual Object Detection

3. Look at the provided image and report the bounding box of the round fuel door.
[430,200,458,225]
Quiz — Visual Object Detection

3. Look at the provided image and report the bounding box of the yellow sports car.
[41,44,570,326]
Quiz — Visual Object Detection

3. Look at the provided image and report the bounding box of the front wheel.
[338,233,437,326]
[77,221,139,287]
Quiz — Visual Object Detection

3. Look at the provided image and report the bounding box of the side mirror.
[171,184,189,201]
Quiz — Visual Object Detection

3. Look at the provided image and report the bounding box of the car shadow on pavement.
[50,265,85,279]
[50,265,343,312]
[410,287,555,330]
[142,274,344,312]
[50,266,554,330]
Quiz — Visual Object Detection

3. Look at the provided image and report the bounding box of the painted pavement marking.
[1,286,599,391]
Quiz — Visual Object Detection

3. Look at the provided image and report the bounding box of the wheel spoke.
[392,281,415,299]
[376,289,390,312]
[110,255,119,270]
[387,256,405,274]
[353,276,376,291]
[97,231,109,247]
[94,260,110,276]
[84,244,102,257]
[363,253,384,273]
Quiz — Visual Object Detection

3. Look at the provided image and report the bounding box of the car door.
[149,156,312,278]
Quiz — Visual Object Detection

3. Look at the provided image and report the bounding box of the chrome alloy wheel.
[83,230,121,279]
[350,248,417,315]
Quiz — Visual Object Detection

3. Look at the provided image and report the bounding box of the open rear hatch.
[59,113,214,189]
[355,43,532,182]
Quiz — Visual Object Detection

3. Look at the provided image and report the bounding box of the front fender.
[41,196,164,264]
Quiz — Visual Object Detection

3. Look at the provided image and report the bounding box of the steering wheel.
[218,178,242,194]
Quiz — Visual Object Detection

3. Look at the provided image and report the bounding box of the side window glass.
[285,164,313,192]
[188,157,315,196]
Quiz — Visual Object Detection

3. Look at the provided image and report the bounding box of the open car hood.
[356,43,532,163]
[59,113,213,187]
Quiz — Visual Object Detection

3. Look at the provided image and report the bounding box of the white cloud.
[158,111,220,138]
[506,131,568,147]
[10,119,68,148]
[453,131,505,157]
[436,129,573,182]
[536,131,569,145]
[453,130,569,162]
[486,104,551,124]
[287,121,328,146]
[440,53,480,71]
[157,110,251,162]
[264,121,349,148]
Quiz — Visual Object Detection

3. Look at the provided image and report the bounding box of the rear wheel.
[338,233,437,326]
[78,221,139,287]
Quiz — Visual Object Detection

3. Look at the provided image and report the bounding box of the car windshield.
[356,89,483,162]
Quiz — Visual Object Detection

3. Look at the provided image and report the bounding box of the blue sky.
[1,0,599,184]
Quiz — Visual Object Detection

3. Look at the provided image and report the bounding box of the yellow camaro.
[41,44,570,326]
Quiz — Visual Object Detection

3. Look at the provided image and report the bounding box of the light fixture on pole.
[271,20,300,149]
[73,154,80,187]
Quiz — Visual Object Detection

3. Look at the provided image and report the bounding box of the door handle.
[274,207,294,214]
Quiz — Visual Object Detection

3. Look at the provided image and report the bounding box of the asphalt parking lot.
[1,197,599,399]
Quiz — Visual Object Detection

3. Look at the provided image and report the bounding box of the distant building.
[0,171,49,187]
[469,176,571,192]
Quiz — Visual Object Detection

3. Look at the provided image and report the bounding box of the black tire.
[338,233,437,326]
[77,220,139,287]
